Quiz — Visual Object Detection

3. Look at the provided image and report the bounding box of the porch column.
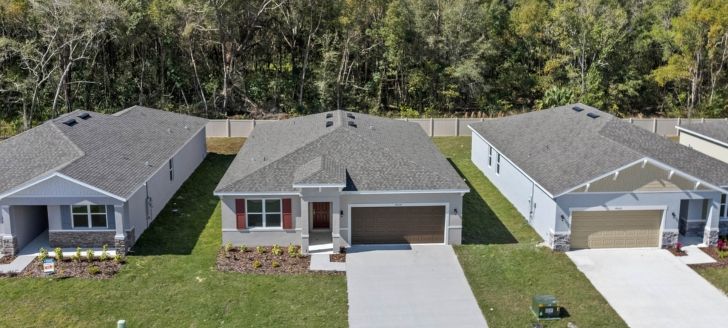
[1,205,17,256]
[704,196,720,246]
[331,198,341,253]
[300,200,310,254]
[113,205,127,255]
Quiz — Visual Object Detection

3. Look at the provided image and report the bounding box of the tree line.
[1,0,727,134]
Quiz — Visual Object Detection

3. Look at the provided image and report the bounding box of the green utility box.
[531,295,561,320]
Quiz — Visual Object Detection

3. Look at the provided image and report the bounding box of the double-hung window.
[496,153,501,174]
[247,199,282,228]
[488,146,493,167]
[71,205,108,228]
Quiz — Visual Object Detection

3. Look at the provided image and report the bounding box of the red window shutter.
[235,199,246,229]
[282,198,293,229]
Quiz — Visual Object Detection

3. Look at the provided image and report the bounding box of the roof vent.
[586,112,600,119]
[326,113,333,118]
[325,121,334,128]
[77,112,91,120]
[62,118,77,126]
[348,121,357,128]
[572,106,584,112]
[347,113,355,119]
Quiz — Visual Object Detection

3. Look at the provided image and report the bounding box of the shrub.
[252,260,262,269]
[113,253,124,264]
[100,245,109,261]
[675,242,683,252]
[87,265,101,275]
[719,250,728,259]
[256,246,265,254]
[271,260,280,268]
[54,247,63,262]
[224,242,233,253]
[240,244,248,252]
[38,248,48,262]
[272,244,283,256]
[86,248,94,262]
[73,247,82,262]
[288,244,297,257]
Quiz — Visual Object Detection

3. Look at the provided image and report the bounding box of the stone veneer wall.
[661,230,678,248]
[548,231,570,251]
[49,231,116,248]
[114,228,135,255]
[1,236,18,256]
[704,229,719,246]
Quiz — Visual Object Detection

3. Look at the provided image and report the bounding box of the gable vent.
[62,118,78,126]
[586,112,600,119]
[572,106,584,112]
[77,112,91,120]
[326,113,333,118]
[347,113,355,119]
[325,121,334,128]
[348,121,357,128]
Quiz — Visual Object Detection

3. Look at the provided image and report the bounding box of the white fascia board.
[341,189,469,195]
[676,126,728,148]
[292,184,346,188]
[0,172,126,202]
[468,126,554,198]
[214,191,301,197]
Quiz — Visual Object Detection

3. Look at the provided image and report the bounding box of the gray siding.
[679,131,728,164]
[471,132,556,241]
[221,195,302,246]
[9,206,47,250]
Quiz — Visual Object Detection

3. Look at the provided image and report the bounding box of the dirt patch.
[667,247,687,257]
[21,258,124,279]
[217,246,341,275]
[330,253,346,263]
[690,247,728,269]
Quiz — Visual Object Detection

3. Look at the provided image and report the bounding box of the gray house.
[677,121,728,164]
[214,110,468,254]
[469,104,728,251]
[0,106,207,257]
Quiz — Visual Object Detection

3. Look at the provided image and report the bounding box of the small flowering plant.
[717,238,726,251]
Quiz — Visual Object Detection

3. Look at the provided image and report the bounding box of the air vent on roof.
[77,112,91,120]
[348,121,357,128]
[572,106,584,112]
[62,118,77,126]
[347,113,355,119]
[325,121,334,128]
[326,113,333,118]
[586,112,600,119]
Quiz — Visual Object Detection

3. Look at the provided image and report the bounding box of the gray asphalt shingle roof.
[0,106,207,199]
[469,104,728,196]
[678,121,728,146]
[215,110,468,193]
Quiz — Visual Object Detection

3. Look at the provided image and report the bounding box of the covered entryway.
[7,205,49,253]
[351,205,445,244]
[570,210,662,249]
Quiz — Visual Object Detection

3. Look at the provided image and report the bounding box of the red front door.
[312,202,331,229]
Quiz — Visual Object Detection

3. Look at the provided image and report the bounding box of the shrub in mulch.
[690,246,728,269]
[21,257,124,279]
[667,246,687,257]
[330,248,346,263]
[217,244,340,275]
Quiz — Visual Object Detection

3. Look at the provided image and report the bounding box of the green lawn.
[695,266,728,295]
[434,137,627,328]
[0,150,347,327]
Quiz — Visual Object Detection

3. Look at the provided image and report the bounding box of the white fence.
[206,117,728,138]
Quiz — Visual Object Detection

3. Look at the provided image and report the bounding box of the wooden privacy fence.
[206,117,728,138]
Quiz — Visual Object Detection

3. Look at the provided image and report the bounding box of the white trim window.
[247,199,282,228]
[488,145,493,167]
[71,205,108,228]
[721,194,727,218]
[496,153,501,174]
[169,158,175,181]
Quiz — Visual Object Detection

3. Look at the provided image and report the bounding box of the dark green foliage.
[1,0,727,135]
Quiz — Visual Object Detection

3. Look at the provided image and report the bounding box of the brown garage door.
[571,210,662,249]
[351,206,445,244]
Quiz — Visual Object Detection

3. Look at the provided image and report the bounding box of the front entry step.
[309,243,333,254]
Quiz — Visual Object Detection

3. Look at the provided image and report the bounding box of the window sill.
[245,227,285,231]
[50,229,114,232]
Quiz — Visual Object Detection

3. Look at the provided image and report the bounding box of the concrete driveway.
[346,245,488,328]
[567,248,728,328]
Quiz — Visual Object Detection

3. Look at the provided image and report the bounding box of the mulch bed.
[690,247,728,269]
[217,246,321,275]
[667,247,687,257]
[330,253,346,263]
[0,256,15,265]
[20,258,124,279]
